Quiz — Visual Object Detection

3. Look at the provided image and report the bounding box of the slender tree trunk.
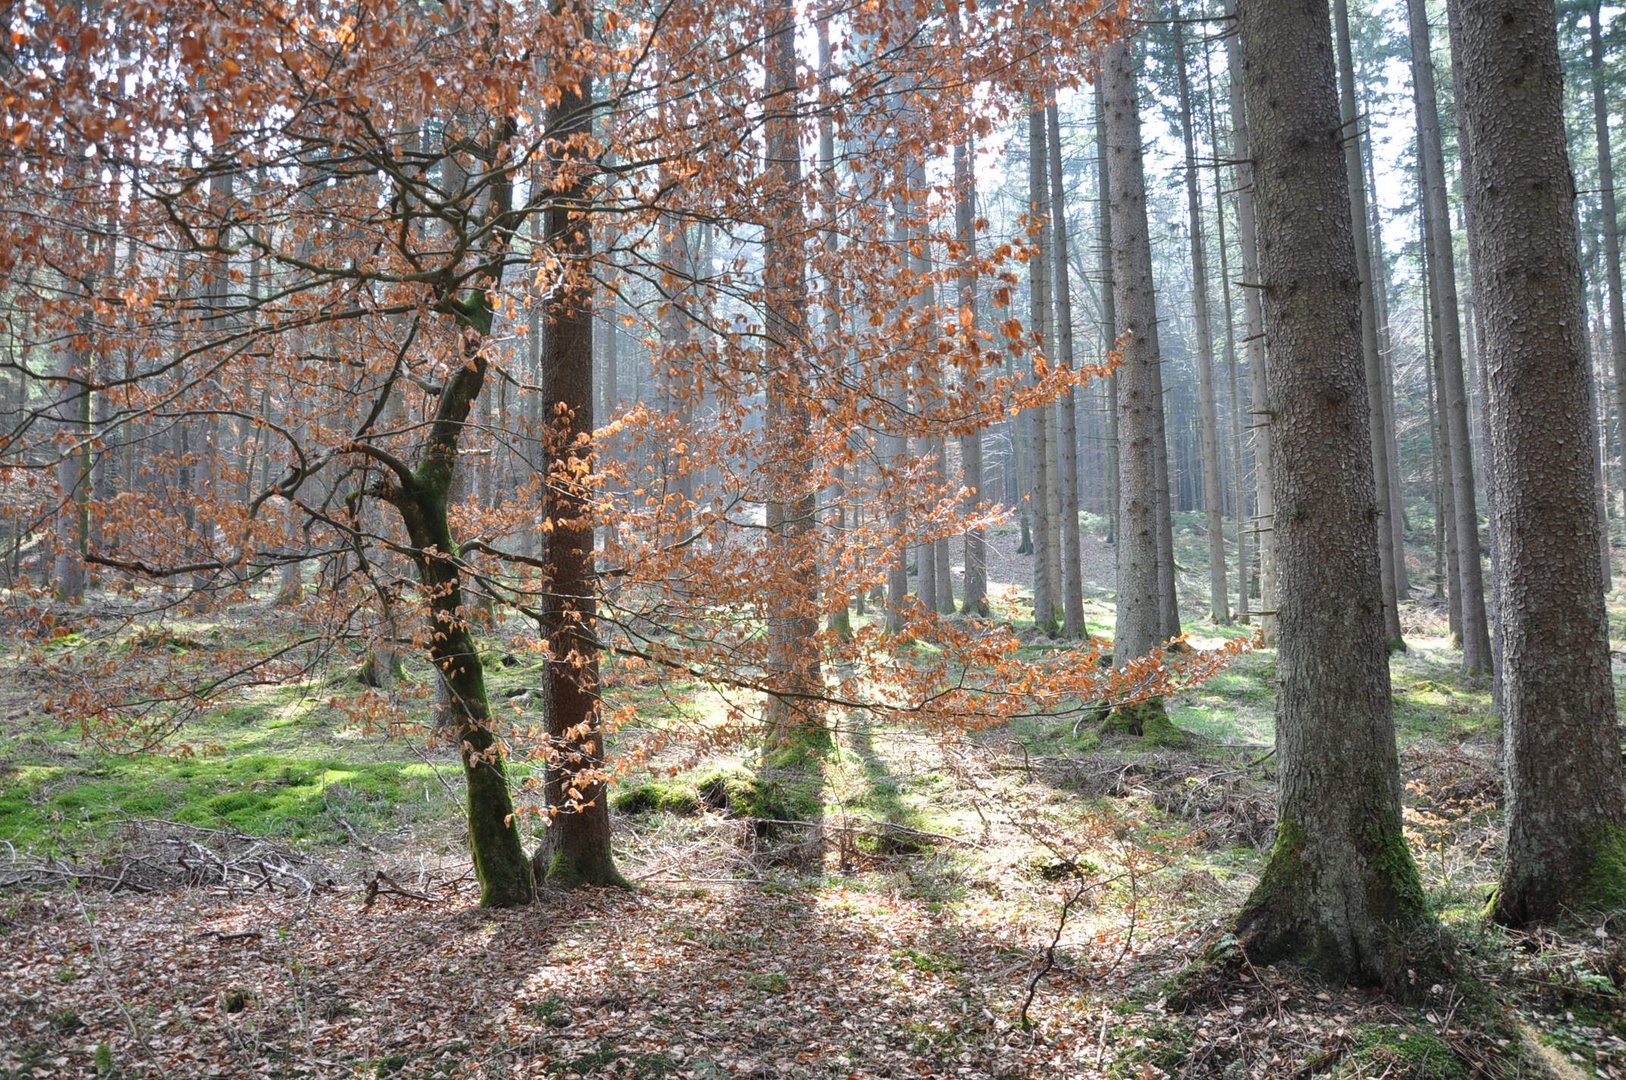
[1234,0,1428,985]
[1407,0,1494,676]
[1173,15,1229,626]
[1360,107,1410,597]
[1450,0,1626,924]
[1028,103,1060,635]
[1096,81,1121,553]
[1332,0,1404,650]
[1205,44,1251,624]
[1591,0,1625,574]
[1047,103,1087,638]
[759,0,827,749]
[1225,0,1276,641]
[531,31,624,889]
[955,133,990,617]
[1102,40,1169,665]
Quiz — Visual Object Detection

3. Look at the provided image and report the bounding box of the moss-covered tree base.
[1097,698,1186,748]
[1494,824,1626,925]
[532,846,632,891]
[1228,817,1445,999]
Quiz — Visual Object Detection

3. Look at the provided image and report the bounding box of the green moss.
[537,846,630,890]
[1367,813,1428,917]
[1328,1024,1468,1080]
[1585,824,1626,911]
[0,752,433,849]
[694,766,821,830]
[610,781,700,816]
[1099,698,1187,747]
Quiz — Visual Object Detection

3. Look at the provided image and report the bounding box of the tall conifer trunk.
[1450,0,1626,925]
[1233,0,1428,985]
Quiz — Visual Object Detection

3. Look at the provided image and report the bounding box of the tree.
[1047,103,1088,639]
[1102,37,1178,696]
[1172,9,1231,627]
[11,0,1235,911]
[1232,0,1429,984]
[1449,0,1626,925]
[1405,0,1495,676]
[1224,0,1277,642]
[1334,0,1404,651]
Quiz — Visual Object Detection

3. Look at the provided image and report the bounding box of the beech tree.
[6,0,1270,912]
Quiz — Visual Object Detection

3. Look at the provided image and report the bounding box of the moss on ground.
[610,780,701,816]
[1327,1024,1469,1080]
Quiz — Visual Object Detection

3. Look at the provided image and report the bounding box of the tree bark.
[1102,40,1170,664]
[1334,0,1404,650]
[1406,0,1494,677]
[1225,0,1276,642]
[531,30,624,890]
[758,0,827,750]
[1173,14,1230,627]
[1449,0,1626,924]
[955,133,991,618]
[1591,0,1624,575]
[1234,0,1428,985]
[1028,103,1060,636]
[1047,103,1087,639]
[1096,81,1121,554]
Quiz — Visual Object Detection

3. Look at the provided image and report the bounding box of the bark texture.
[531,48,625,891]
[1449,0,1626,925]
[1225,0,1276,642]
[1173,15,1230,627]
[1102,40,1170,664]
[1406,0,1494,676]
[1234,0,1428,985]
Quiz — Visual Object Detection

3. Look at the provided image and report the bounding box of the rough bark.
[1173,15,1230,627]
[1028,104,1060,636]
[1234,0,1428,985]
[1406,0,1494,677]
[758,0,827,750]
[1102,40,1168,664]
[1449,0,1626,924]
[1046,103,1087,638]
[1592,0,1625,570]
[955,133,990,617]
[1225,0,1276,641]
[1096,81,1121,553]
[1334,0,1403,650]
[530,41,625,891]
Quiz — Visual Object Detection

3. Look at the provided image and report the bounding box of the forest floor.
[1,518,1624,1078]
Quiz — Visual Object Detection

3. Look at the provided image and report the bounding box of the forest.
[1,0,1625,1075]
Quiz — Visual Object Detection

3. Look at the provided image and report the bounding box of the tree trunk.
[1047,103,1087,638]
[757,0,827,750]
[1591,0,1624,578]
[1204,45,1251,624]
[1173,15,1230,627]
[1096,81,1121,554]
[1102,40,1169,665]
[1028,104,1060,636]
[955,133,990,617]
[1406,0,1494,677]
[531,36,624,890]
[1225,0,1276,642]
[1449,0,1626,924]
[1334,0,1403,650]
[1234,0,1428,986]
